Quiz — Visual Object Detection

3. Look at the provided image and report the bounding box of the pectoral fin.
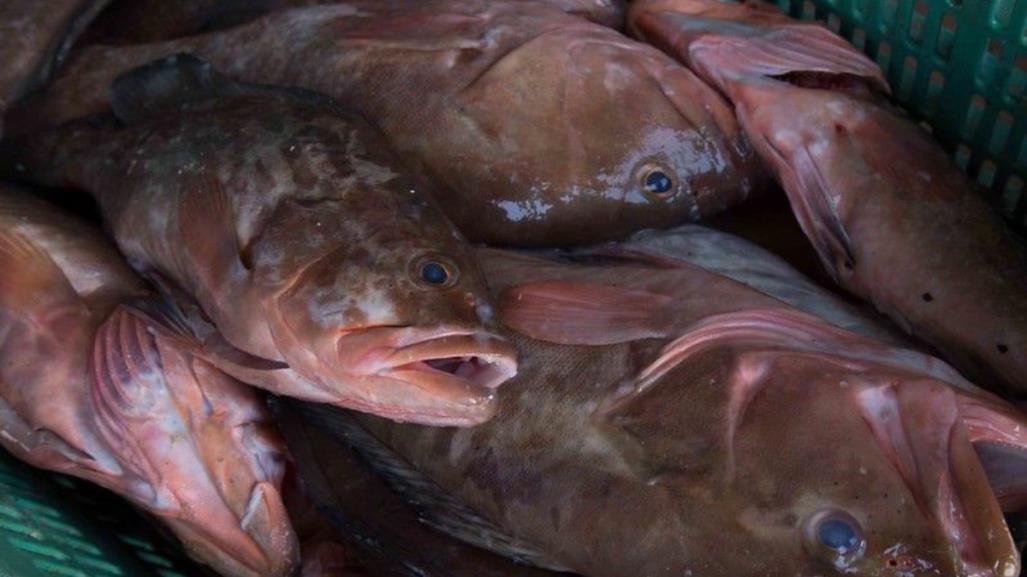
[498,280,675,344]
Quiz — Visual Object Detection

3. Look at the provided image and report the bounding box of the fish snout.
[167,481,299,577]
[334,325,518,425]
[860,380,1020,577]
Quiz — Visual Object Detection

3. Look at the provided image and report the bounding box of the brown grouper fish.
[0,184,297,577]
[627,0,1027,398]
[0,0,112,137]
[14,0,764,246]
[9,56,518,427]
[292,242,1027,577]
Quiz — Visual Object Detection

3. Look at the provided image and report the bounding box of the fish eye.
[802,509,866,568]
[636,163,678,200]
[410,254,459,289]
[421,262,448,285]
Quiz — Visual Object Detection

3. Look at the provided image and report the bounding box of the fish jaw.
[856,381,1019,577]
[956,392,1027,513]
[163,481,298,577]
[331,326,519,426]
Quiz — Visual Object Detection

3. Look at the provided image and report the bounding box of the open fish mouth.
[338,327,519,426]
[857,382,1021,577]
[382,332,518,393]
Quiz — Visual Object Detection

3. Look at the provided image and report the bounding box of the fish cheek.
[732,367,938,572]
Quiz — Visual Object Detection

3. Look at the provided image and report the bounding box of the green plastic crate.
[0,1,1025,576]
[774,0,1027,229]
[0,451,206,577]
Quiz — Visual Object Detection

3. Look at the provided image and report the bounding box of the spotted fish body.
[627,0,1027,399]
[0,184,298,577]
[307,247,1027,577]
[19,0,764,247]
[12,56,517,426]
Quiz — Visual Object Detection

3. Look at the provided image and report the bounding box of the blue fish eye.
[644,170,674,196]
[420,261,449,285]
[817,519,860,552]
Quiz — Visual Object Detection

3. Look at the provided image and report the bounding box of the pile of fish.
[0,0,1025,576]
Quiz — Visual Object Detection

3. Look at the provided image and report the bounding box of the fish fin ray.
[178,172,250,291]
[498,280,674,345]
[0,229,89,326]
[90,305,178,511]
[285,400,572,572]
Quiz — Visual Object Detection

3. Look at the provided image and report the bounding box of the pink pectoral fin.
[498,280,674,345]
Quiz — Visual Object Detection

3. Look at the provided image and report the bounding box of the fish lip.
[163,482,298,577]
[943,423,1020,577]
[381,331,519,389]
[335,327,518,425]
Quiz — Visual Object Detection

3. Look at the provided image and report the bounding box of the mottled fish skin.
[83,0,626,44]
[12,58,517,426]
[0,0,112,137]
[0,185,299,577]
[18,0,763,247]
[627,0,1027,399]
[336,249,1027,577]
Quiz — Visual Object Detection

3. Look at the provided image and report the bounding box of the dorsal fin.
[110,53,231,124]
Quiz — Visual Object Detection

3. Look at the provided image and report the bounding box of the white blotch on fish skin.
[345,136,400,187]
[475,301,494,324]
[495,199,553,222]
[602,62,635,92]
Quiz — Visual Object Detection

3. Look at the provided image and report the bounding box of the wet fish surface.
[628,0,1027,398]
[299,247,1027,577]
[0,183,298,577]
[16,0,764,246]
[9,55,518,426]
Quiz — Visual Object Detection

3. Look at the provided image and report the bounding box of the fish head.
[91,305,299,577]
[253,181,517,426]
[739,373,1018,577]
[447,14,761,245]
[618,343,1018,577]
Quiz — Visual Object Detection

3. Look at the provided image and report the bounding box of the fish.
[575,223,908,345]
[0,183,298,577]
[296,247,1027,577]
[0,0,112,137]
[275,398,573,577]
[9,55,518,426]
[83,0,627,44]
[627,0,1027,398]
[12,0,764,247]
